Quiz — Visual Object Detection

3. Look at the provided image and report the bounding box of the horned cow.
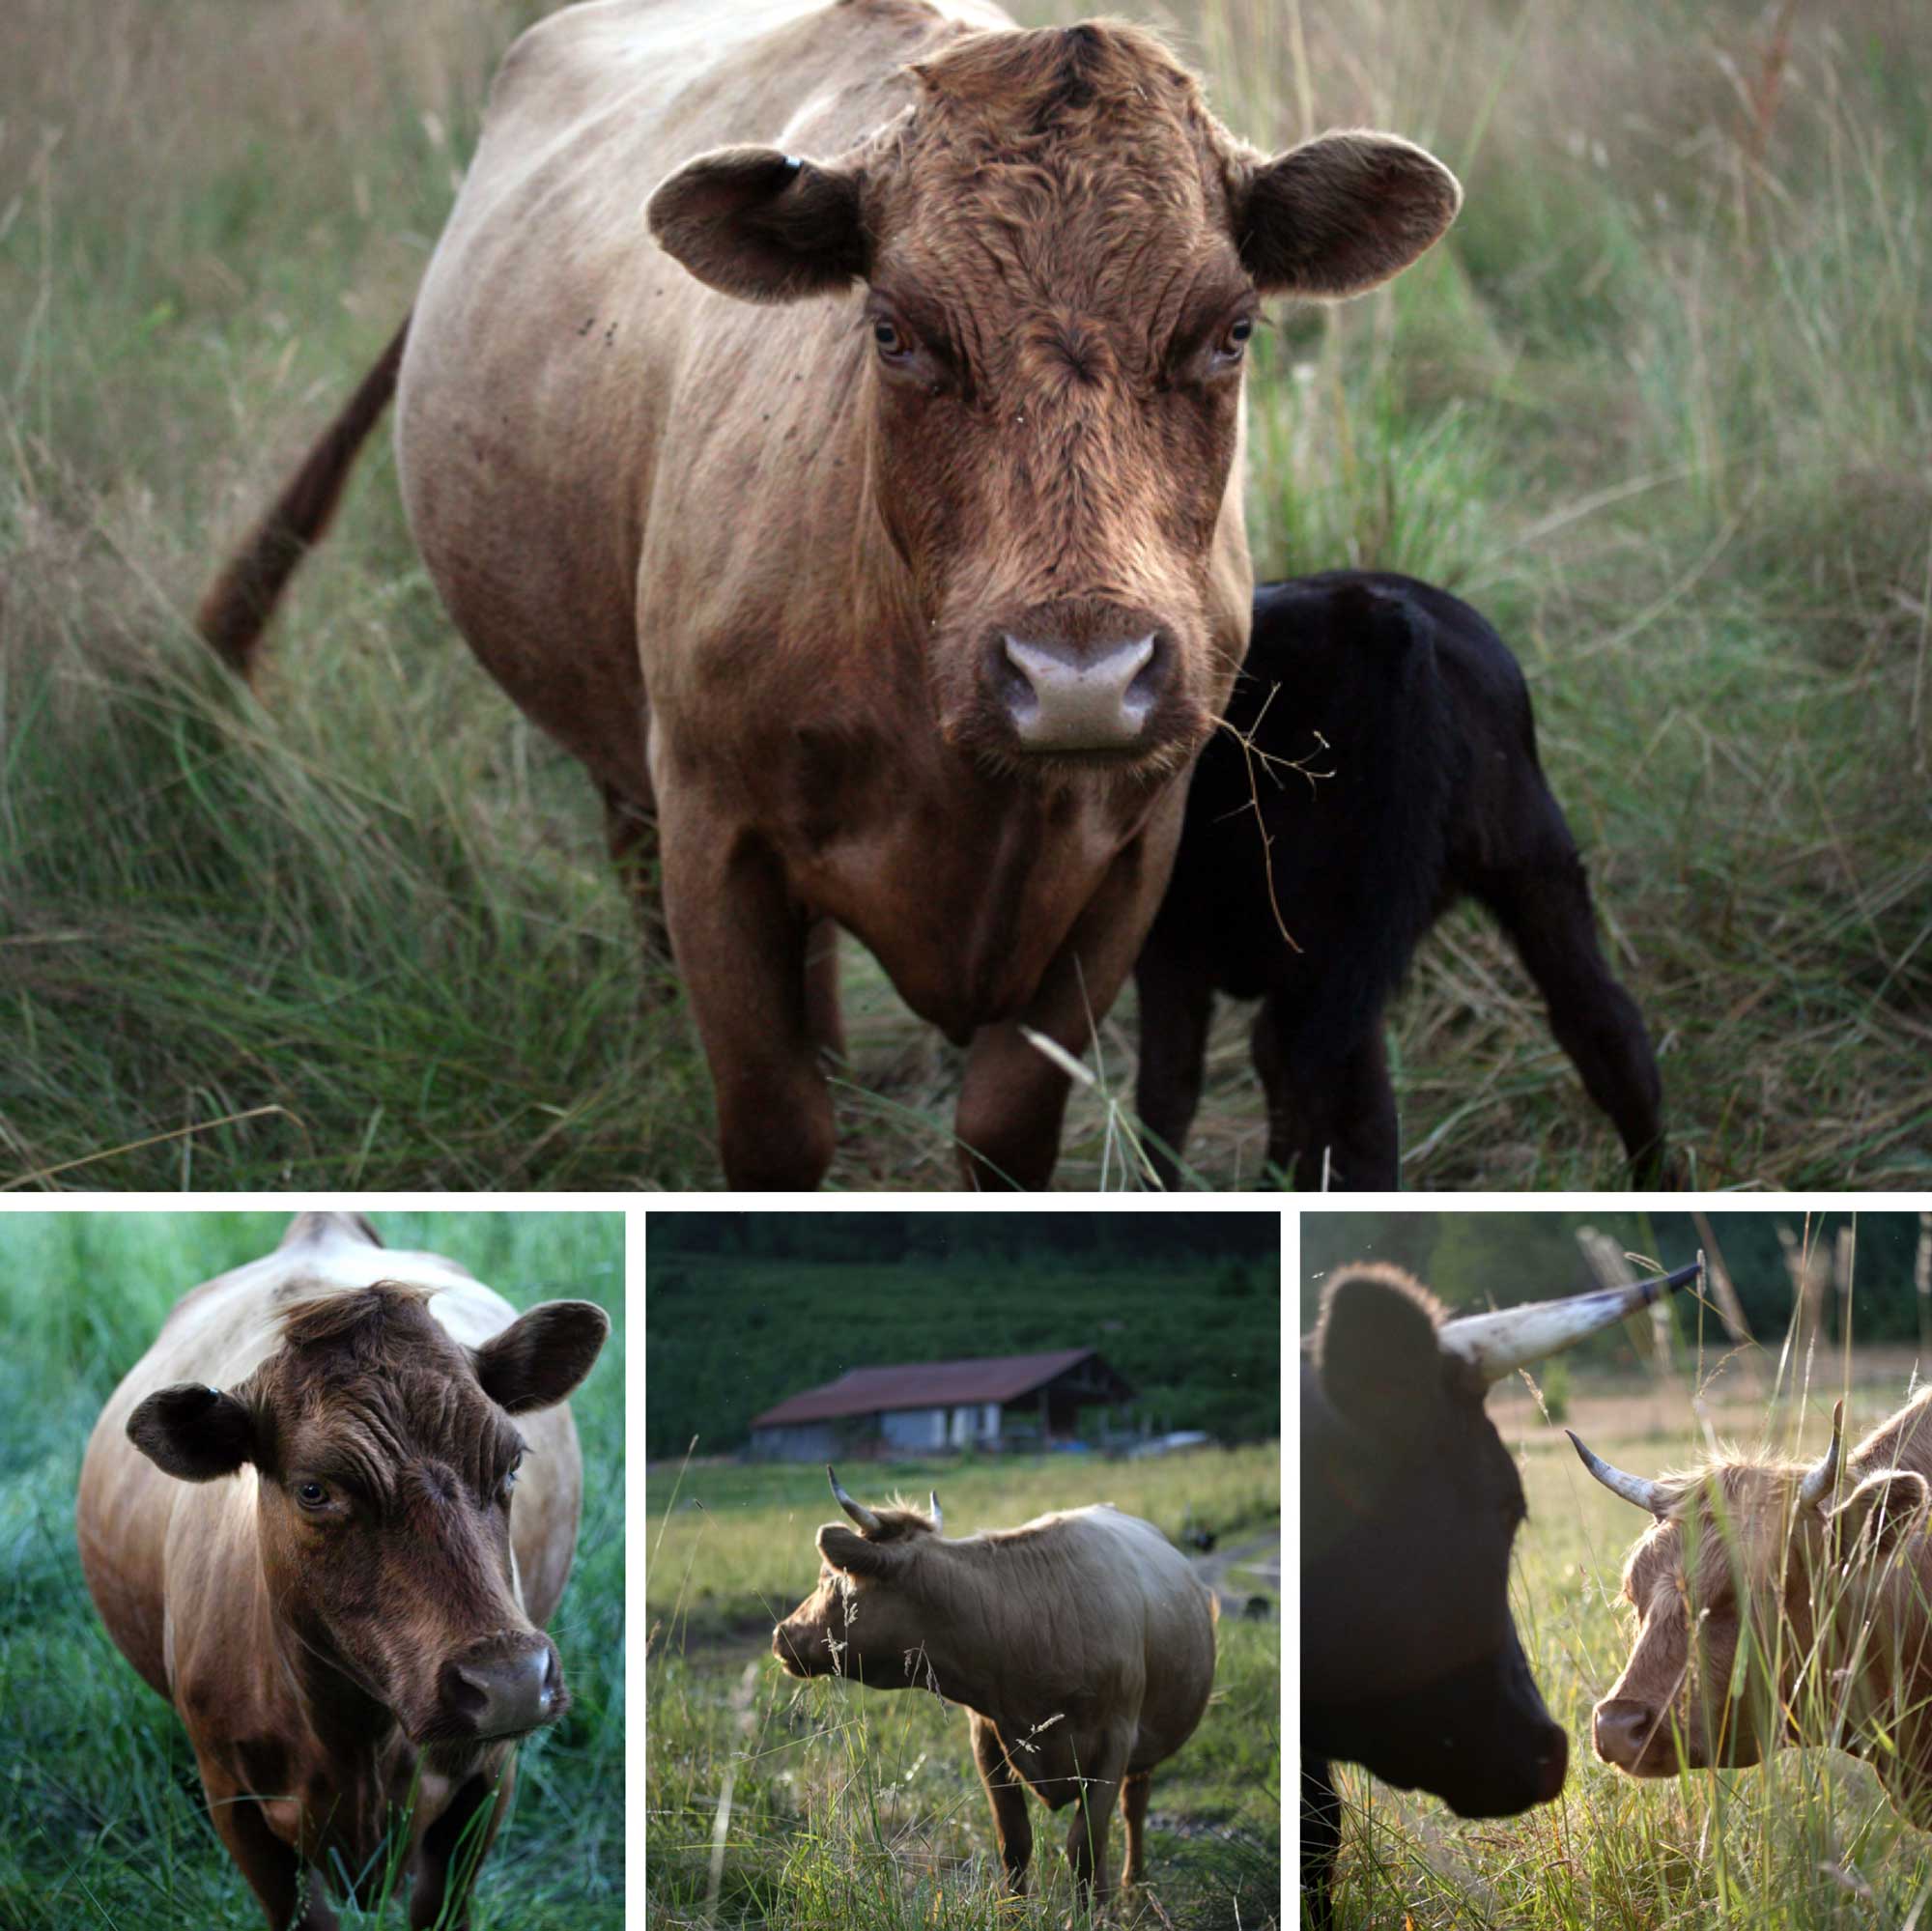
[773,1468,1217,1901]
[196,0,1461,1189]
[1301,1261,1699,1921]
[1575,1388,1932,1821]
[74,1210,610,1931]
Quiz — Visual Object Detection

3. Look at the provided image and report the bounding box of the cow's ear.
[128,1383,258,1482]
[1830,1469,1930,1562]
[818,1523,895,1578]
[1231,129,1460,300]
[474,1301,610,1415]
[648,145,868,303]
[1315,1265,1450,1438]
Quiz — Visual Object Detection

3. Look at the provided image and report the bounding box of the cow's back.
[75,1214,583,1701]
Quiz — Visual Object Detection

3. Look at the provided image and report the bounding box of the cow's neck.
[270,1610,402,1760]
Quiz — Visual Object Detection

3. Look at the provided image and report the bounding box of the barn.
[748,1348,1136,1461]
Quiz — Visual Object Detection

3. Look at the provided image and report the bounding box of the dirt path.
[1191,1528,1281,1618]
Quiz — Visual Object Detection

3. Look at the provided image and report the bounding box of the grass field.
[1318,1323,1932,1925]
[0,1210,625,1930]
[645,1447,1281,1928]
[3,0,1928,1189]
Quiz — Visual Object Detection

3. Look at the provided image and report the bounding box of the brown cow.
[196,0,1460,1189]
[1573,1392,1932,1823]
[74,1211,610,1931]
[773,1467,1217,1901]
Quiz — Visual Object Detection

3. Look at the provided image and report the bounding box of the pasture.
[0,1210,625,1931]
[1321,1344,1932,1929]
[645,1446,1281,1928]
[3,0,1928,1189]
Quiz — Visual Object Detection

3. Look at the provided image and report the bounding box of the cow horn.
[827,1465,881,1535]
[1567,1430,1667,1517]
[1799,1401,1844,1511]
[1438,1260,1702,1383]
[928,1491,943,1535]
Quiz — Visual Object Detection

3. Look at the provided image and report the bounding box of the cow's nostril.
[998,634,1162,750]
[447,1645,557,1739]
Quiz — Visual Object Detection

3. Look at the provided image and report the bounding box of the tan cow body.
[775,1479,1218,1899]
[201,0,1459,1188]
[75,1211,607,1931]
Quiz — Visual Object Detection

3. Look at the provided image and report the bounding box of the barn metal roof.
[751,1348,1126,1426]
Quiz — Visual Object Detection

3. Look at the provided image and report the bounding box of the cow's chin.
[938,696,1208,791]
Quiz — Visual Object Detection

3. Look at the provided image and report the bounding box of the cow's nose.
[1592,1698,1657,1769]
[1534,1721,1569,1803]
[998,633,1164,750]
[447,1643,563,1738]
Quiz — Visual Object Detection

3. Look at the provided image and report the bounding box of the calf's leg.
[1257,1003,1399,1191]
[658,804,836,1188]
[1131,940,1216,1188]
[1468,841,1665,1177]
[969,1711,1034,1895]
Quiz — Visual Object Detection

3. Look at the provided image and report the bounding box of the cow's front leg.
[1063,1727,1132,1902]
[659,803,835,1188]
[969,1710,1033,1894]
[198,1759,336,1931]
[955,803,1183,1189]
[409,1760,513,1930]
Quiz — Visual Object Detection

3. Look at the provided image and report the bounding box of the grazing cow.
[74,1211,610,1931]
[773,1467,1216,1900]
[195,0,1461,1190]
[1574,1389,1932,1822]
[1302,1260,1699,1922]
[1135,571,1666,1189]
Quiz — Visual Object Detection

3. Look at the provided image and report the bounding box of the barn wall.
[881,1407,946,1450]
[749,1424,838,1461]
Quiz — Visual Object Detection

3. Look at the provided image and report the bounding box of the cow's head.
[1573,1404,1931,1778]
[127,1283,608,1766]
[647,22,1458,781]
[773,1468,946,1686]
[1304,1260,1701,1819]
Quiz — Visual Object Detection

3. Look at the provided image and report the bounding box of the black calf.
[1135,571,1664,1189]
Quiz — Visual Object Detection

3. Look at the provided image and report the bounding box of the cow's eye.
[1214,317,1254,366]
[500,1457,523,1500]
[295,1480,330,1511]
[872,318,910,358]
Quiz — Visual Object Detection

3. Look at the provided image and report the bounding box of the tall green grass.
[3,0,1927,1186]
[645,1449,1281,1927]
[0,1210,625,1929]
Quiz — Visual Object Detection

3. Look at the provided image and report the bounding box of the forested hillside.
[646,1212,1280,1458]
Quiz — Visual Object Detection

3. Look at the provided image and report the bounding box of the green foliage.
[0,1211,625,1929]
[646,1218,1281,1460]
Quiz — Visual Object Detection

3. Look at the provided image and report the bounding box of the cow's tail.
[196,311,412,681]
